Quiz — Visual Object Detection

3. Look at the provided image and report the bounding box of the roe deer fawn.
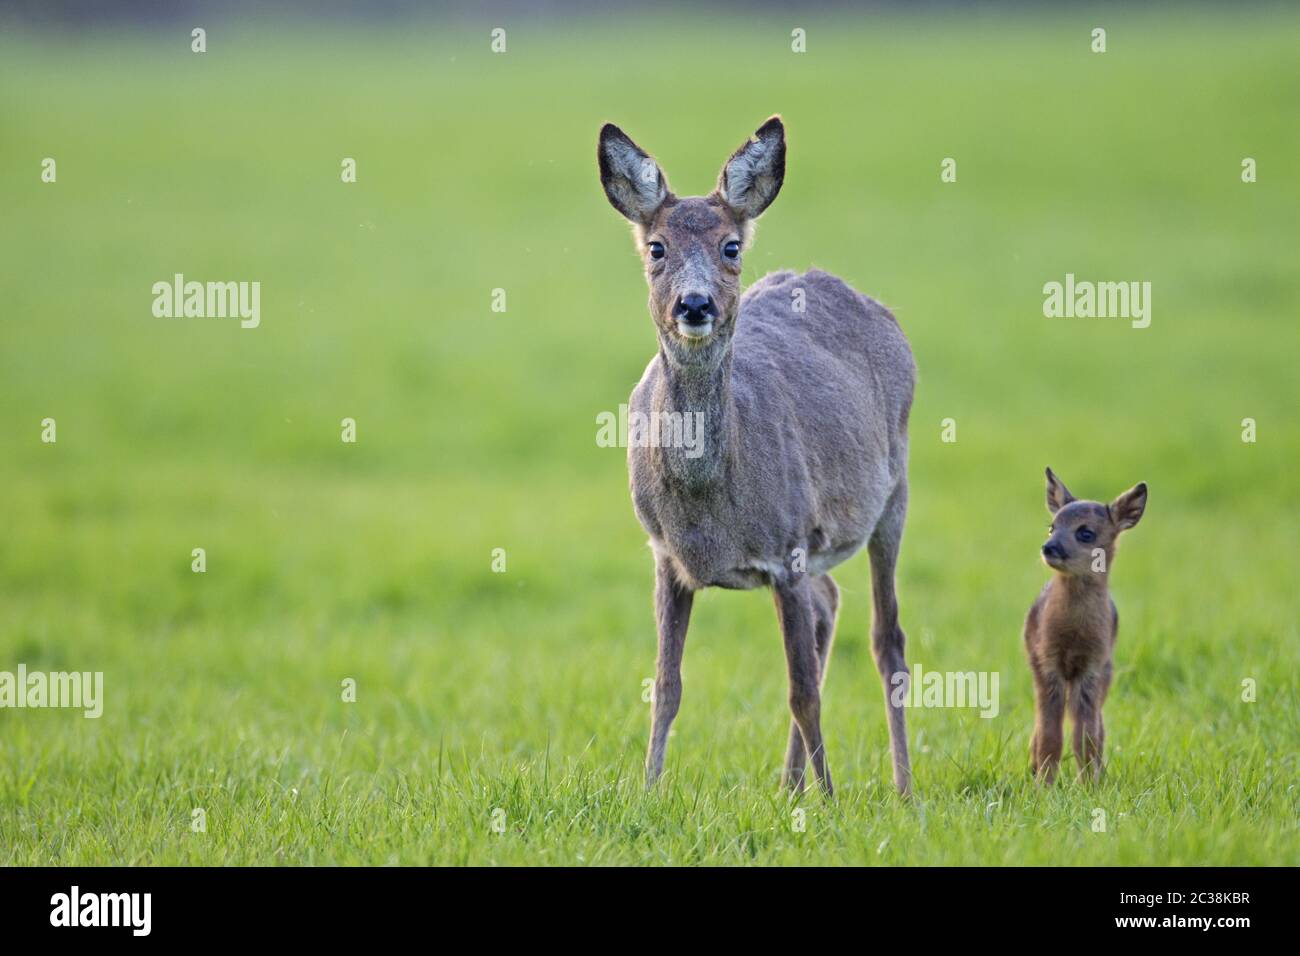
[597,116,916,796]
[1025,467,1148,784]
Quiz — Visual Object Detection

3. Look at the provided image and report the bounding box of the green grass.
[0,7,1297,865]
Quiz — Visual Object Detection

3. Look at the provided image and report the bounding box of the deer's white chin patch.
[676,318,714,339]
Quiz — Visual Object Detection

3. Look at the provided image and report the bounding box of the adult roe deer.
[597,116,916,796]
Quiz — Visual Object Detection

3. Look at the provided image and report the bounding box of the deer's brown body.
[1025,468,1147,783]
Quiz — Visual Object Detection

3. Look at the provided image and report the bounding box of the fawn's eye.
[722,240,741,259]
[1075,527,1095,543]
[647,241,665,260]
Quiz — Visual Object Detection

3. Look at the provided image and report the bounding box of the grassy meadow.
[0,7,1296,865]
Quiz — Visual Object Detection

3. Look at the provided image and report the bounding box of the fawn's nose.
[675,293,715,324]
[1042,542,1066,560]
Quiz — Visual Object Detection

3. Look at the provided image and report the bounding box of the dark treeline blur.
[0,0,1107,30]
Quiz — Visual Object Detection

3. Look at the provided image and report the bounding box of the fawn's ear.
[598,123,669,226]
[1045,467,1076,515]
[717,115,786,220]
[1110,482,1148,530]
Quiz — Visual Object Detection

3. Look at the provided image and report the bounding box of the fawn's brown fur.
[1024,468,1147,784]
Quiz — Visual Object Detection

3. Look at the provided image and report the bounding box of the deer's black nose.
[675,293,715,323]
[1042,542,1065,560]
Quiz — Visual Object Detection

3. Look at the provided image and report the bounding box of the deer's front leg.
[774,575,833,796]
[645,557,693,788]
[1031,671,1065,785]
[1070,675,1105,783]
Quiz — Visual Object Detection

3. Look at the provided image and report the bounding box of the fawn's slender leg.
[1070,675,1105,783]
[1095,713,1106,774]
[784,574,839,793]
[1094,660,1112,777]
[869,484,913,796]
[1031,671,1066,784]
[645,557,693,788]
[774,575,833,796]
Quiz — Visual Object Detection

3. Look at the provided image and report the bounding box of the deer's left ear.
[717,116,786,220]
[1110,482,1148,530]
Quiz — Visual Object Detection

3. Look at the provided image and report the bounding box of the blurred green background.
[0,4,1296,864]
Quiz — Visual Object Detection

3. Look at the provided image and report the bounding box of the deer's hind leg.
[869,483,913,796]
[774,575,834,796]
[783,573,839,793]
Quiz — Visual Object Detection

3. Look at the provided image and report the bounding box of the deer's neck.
[1048,571,1110,617]
[652,341,734,493]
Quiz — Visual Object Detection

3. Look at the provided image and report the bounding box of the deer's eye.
[722,240,741,259]
[1075,527,1095,544]
[647,241,665,260]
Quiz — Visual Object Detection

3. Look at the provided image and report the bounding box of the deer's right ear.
[598,123,669,226]
[1045,467,1075,515]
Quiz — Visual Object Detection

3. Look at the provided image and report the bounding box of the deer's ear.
[717,116,786,220]
[598,123,669,225]
[1110,482,1148,530]
[1045,467,1075,515]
